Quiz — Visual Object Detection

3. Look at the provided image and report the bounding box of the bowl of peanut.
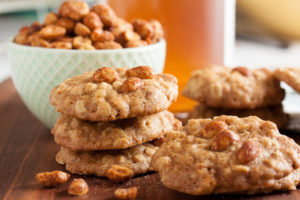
[8,0,166,128]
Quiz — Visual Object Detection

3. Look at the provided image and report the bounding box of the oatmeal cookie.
[56,143,158,176]
[50,66,178,121]
[274,67,300,94]
[188,104,289,129]
[151,116,300,195]
[182,65,285,109]
[51,111,181,150]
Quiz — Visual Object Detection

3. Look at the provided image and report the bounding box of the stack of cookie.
[182,65,289,129]
[50,66,181,178]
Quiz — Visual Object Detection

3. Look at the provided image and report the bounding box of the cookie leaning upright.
[182,65,285,109]
[50,66,178,121]
[151,116,300,195]
[274,67,300,94]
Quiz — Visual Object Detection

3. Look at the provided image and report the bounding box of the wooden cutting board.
[1,79,299,200]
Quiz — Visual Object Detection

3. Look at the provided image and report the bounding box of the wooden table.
[1,79,300,200]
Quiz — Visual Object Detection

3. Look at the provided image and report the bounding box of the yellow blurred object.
[237,0,300,40]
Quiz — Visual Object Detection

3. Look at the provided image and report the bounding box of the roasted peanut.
[39,25,66,39]
[122,77,144,93]
[117,30,140,45]
[91,29,114,42]
[58,0,89,21]
[114,187,137,200]
[73,36,92,49]
[93,67,118,83]
[36,170,70,187]
[211,130,240,150]
[93,4,118,27]
[27,31,40,44]
[68,178,89,196]
[50,41,72,49]
[148,19,164,43]
[44,12,58,25]
[31,38,50,48]
[30,21,43,33]
[74,22,91,36]
[232,67,252,77]
[83,11,103,30]
[93,41,123,49]
[200,121,228,138]
[126,66,154,79]
[126,40,147,48]
[78,44,95,50]
[110,18,133,37]
[132,19,153,39]
[151,137,165,146]
[14,26,30,45]
[237,140,259,164]
[56,18,75,33]
[106,165,134,183]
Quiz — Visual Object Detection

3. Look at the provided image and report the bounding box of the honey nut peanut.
[132,19,153,39]
[58,0,89,21]
[211,130,240,151]
[91,29,114,42]
[122,77,144,93]
[44,12,58,25]
[106,165,134,183]
[237,140,259,164]
[232,67,252,77]
[14,27,31,45]
[93,41,123,49]
[30,22,43,33]
[117,30,141,45]
[148,19,163,43]
[73,36,92,49]
[39,25,66,39]
[57,37,73,43]
[36,170,70,187]
[27,32,40,44]
[68,178,89,196]
[126,40,147,48]
[200,121,228,139]
[93,67,118,83]
[92,4,118,27]
[56,18,75,33]
[114,187,137,200]
[126,66,154,79]
[83,11,103,30]
[110,19,133,37]
[50,41,72,49]
[74,22,91,36]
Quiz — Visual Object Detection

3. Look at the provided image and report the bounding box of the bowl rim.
[7,38,166,54]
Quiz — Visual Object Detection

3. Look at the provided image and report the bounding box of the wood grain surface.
[1,79,300,200]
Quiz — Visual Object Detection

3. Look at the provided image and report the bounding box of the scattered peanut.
[122,77,144,93]
[232,67,252,77]
[36,170,70,187]
[106,165,134,183]
[237,140,259,164]
[200,121,228,138]
[126,66,154,79]
[93,67,118,83]
[211,130,240,150]
[68,178,89,196]
[114,187,137,200]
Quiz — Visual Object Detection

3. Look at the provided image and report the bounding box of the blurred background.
[0,0,299,111]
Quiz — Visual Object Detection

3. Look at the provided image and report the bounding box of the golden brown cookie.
[50,66,178,121]
[188,104,289,129]
[274,67,300,94]
[56,143,158,177]
[182,65,285,109]
[151,116,300,195]
[51,111,181,150]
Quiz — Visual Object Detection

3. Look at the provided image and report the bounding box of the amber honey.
[108,0,226,112]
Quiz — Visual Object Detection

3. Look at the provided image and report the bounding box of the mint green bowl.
[8,40,166,128]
